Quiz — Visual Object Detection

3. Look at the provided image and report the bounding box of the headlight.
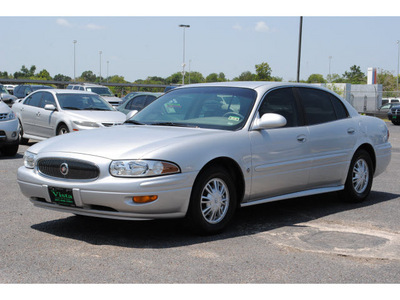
[0,111,16,121]
[110,160,180,177]
[23,151,37,169]
[73,121,100,128]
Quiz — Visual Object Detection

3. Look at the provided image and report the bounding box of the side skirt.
[241,186,344,207]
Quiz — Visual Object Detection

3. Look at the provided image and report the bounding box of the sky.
[1,0,400,83]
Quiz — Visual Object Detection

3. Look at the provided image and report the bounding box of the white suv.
[0,96,20,156]
[67,83,122,107]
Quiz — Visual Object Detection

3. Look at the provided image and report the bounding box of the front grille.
[0,113,8,120]
[37,158,99,180]
[102,122,122,127]
[393,109,399,116]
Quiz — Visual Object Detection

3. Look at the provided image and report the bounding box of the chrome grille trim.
[37,158,100,180]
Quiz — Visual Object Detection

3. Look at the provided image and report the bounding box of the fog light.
[11,132,17,138]
[133,195,158,203]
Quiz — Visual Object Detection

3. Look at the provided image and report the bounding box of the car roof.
[174,81,328,91]
[33,89,97,95]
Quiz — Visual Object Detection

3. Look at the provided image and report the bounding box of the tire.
[185,166,237,234]
[57,124,69,135]
[341,149,373,203]
[19,122,29,145]
[1,144,19,156]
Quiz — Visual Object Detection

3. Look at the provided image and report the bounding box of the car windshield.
[57,94,114,111]
[86,87,113,96]
[0,86,9,94]
[130,87,257,131]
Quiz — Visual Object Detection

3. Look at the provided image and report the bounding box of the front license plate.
[393,115,397,119]
[48,187,76,207]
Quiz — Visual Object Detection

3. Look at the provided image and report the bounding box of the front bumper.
[0,118,20,146]
[17,163,197,220]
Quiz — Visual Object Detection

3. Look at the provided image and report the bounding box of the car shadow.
[31,190,399,249]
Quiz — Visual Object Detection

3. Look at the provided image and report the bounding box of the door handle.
[347,128,355,134]
[297,134,307,143]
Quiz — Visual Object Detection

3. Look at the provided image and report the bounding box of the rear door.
[18,92,43,136]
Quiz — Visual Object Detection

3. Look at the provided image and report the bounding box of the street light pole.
[296,16,303,83]
[397,40,399,92]
[99,51,102,83]
[328,56,332,82]
[73,40,77,81]
[107,61,109,83]
[179,24,190,85]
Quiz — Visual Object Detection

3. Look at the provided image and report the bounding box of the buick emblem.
[60,163,69,176]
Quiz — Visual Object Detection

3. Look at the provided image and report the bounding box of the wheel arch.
[194,157,245,207]
[354,143,376,174]
[55,121,70,135]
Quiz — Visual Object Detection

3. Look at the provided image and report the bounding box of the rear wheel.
[186,166,237,234]
[342,149,373,203]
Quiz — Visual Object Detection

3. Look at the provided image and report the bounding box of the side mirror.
[126,110,138,120]
[252,113,287,130]
[44,104,57,111]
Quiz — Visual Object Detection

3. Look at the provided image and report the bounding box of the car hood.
[0,100,12,112]
[64,110,126,123]
[28,125,227,160]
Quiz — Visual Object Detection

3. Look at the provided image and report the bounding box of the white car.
[67,83,122,107]
[12,89,126,143]
[17,82,391,234]
[0,97,20,156]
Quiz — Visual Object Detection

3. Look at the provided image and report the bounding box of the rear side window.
[297,88,346,125]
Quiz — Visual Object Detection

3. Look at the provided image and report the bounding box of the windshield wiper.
[124,120,146,125]
[150,122,195,128]
[82,107,109,111]
[62,106,81,110]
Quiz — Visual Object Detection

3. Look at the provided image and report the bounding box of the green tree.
[79,70,97,82]
[13,65,36,78]
[377,70,397,97]
[54,74,72,82]
[166,72,183,84]
[187,71,205,83]
[35,69,52,81]
[307,73,326,83]
[255,62,272,81]
[343,65,366,84]
[327,73,343,83]
[0,71,10,78]
[233,71,255,81]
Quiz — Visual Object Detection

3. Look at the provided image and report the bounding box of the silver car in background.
[17,82,391,234]
[0,97,20,156]
[12,89,126,144]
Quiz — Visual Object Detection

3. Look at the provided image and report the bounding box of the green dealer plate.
[48,187,76,207]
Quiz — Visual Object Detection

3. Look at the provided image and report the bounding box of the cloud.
[85,23,105,30]
[255,21,270,33]
[56,18,73,27]
[233,24,242,31]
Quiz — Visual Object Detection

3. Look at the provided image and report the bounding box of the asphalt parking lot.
[1,122,399,284]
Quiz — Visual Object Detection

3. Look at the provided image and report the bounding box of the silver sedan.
[12,89,126,143]
[17,82,392,234]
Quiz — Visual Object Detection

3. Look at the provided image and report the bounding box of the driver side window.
[259,88,301,127]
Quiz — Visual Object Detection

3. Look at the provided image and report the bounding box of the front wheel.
[57,124,69,135]
[341,150,373,203]
[186,166,237,234]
